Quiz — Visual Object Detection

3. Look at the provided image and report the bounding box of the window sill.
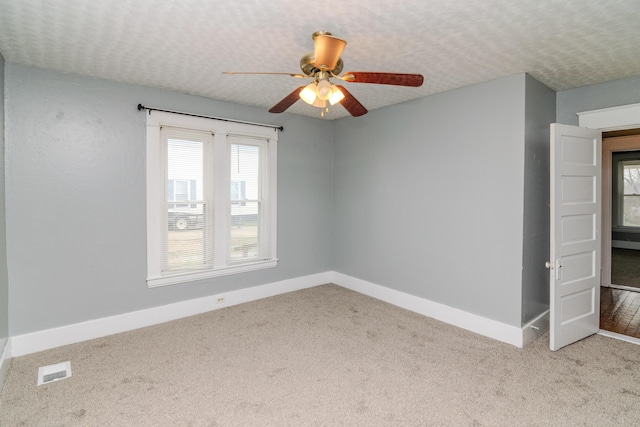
[147,259,278,288]
[612,226,640,233]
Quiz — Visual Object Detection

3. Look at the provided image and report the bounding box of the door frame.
[601,134,640,290]
[577,103,640,287]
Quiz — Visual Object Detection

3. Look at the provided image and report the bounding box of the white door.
[549,123,602,351]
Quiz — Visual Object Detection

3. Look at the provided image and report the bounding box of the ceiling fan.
[224,31,424,117]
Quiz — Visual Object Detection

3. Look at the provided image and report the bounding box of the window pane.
[166,203,210,270]
[230,202,259,260]
[190,180,197,208]
[623,164,640,227]
[231,181,239,201]
[623,164,640,195]
[230,143,261,261]
[165,137,210,271]
[623,195,640,226]
[168,180,175,201]
[175,180,189,207]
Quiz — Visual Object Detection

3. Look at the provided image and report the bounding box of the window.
[622,161,640,226]
[612,152,640,230]
[146,111,277,287]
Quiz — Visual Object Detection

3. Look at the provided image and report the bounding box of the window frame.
[612,152,640,230]
[146,111,278,288]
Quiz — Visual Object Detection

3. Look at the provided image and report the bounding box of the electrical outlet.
[216,296,225,304]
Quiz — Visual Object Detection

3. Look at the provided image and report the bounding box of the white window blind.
[162,127,214,273]
[228,136,270,262]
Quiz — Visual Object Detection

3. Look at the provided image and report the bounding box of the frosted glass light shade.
[329,85,345,105]
[317,80,332,101]
[300,83,317,104]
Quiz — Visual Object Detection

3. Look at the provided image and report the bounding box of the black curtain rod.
[137,104,284,132]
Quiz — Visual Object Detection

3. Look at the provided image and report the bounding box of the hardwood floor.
[600,287,640,338]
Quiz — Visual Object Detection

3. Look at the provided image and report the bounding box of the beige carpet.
[1,284,640,426]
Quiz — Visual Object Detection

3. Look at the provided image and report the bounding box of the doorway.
[600,131,640,339]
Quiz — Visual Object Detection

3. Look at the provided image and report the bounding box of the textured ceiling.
[1,0,639,120]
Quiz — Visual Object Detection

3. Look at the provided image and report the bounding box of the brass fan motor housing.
[300,54,344,77]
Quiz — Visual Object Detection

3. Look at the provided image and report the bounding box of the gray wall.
[0,54,8,353]
[9,61,634,339]
[332,74,528,327]
[521,75,555,324]
[557,75,640,125]
[5,64,334,336]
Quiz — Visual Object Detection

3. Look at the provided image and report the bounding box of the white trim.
[331,272,526,347]
[10,272,332,357]
[575,106,640,348]
[608,284,640,293]
[147,259,279,288]
[578,103,640,131]
[598,329,640,346]
[10,270,548,357]
[0,338,11,393]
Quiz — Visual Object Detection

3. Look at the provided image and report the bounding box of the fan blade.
[269,86,305,113]
[314,34,347,71]
[342,72,424,87]
[223,71,308,78]
[335,85,367,117]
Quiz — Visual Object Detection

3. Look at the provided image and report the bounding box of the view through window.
[622,161,640,226]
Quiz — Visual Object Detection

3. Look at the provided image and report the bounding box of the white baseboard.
[10,271,332,357]
[331,272,526,347]
[0,338,11,393]
[11,270,540,357]
[598,329,640,346]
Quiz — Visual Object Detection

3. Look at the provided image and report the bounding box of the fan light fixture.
[299,80,345,115]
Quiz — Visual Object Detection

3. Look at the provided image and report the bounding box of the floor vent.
[37,361,72,386]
